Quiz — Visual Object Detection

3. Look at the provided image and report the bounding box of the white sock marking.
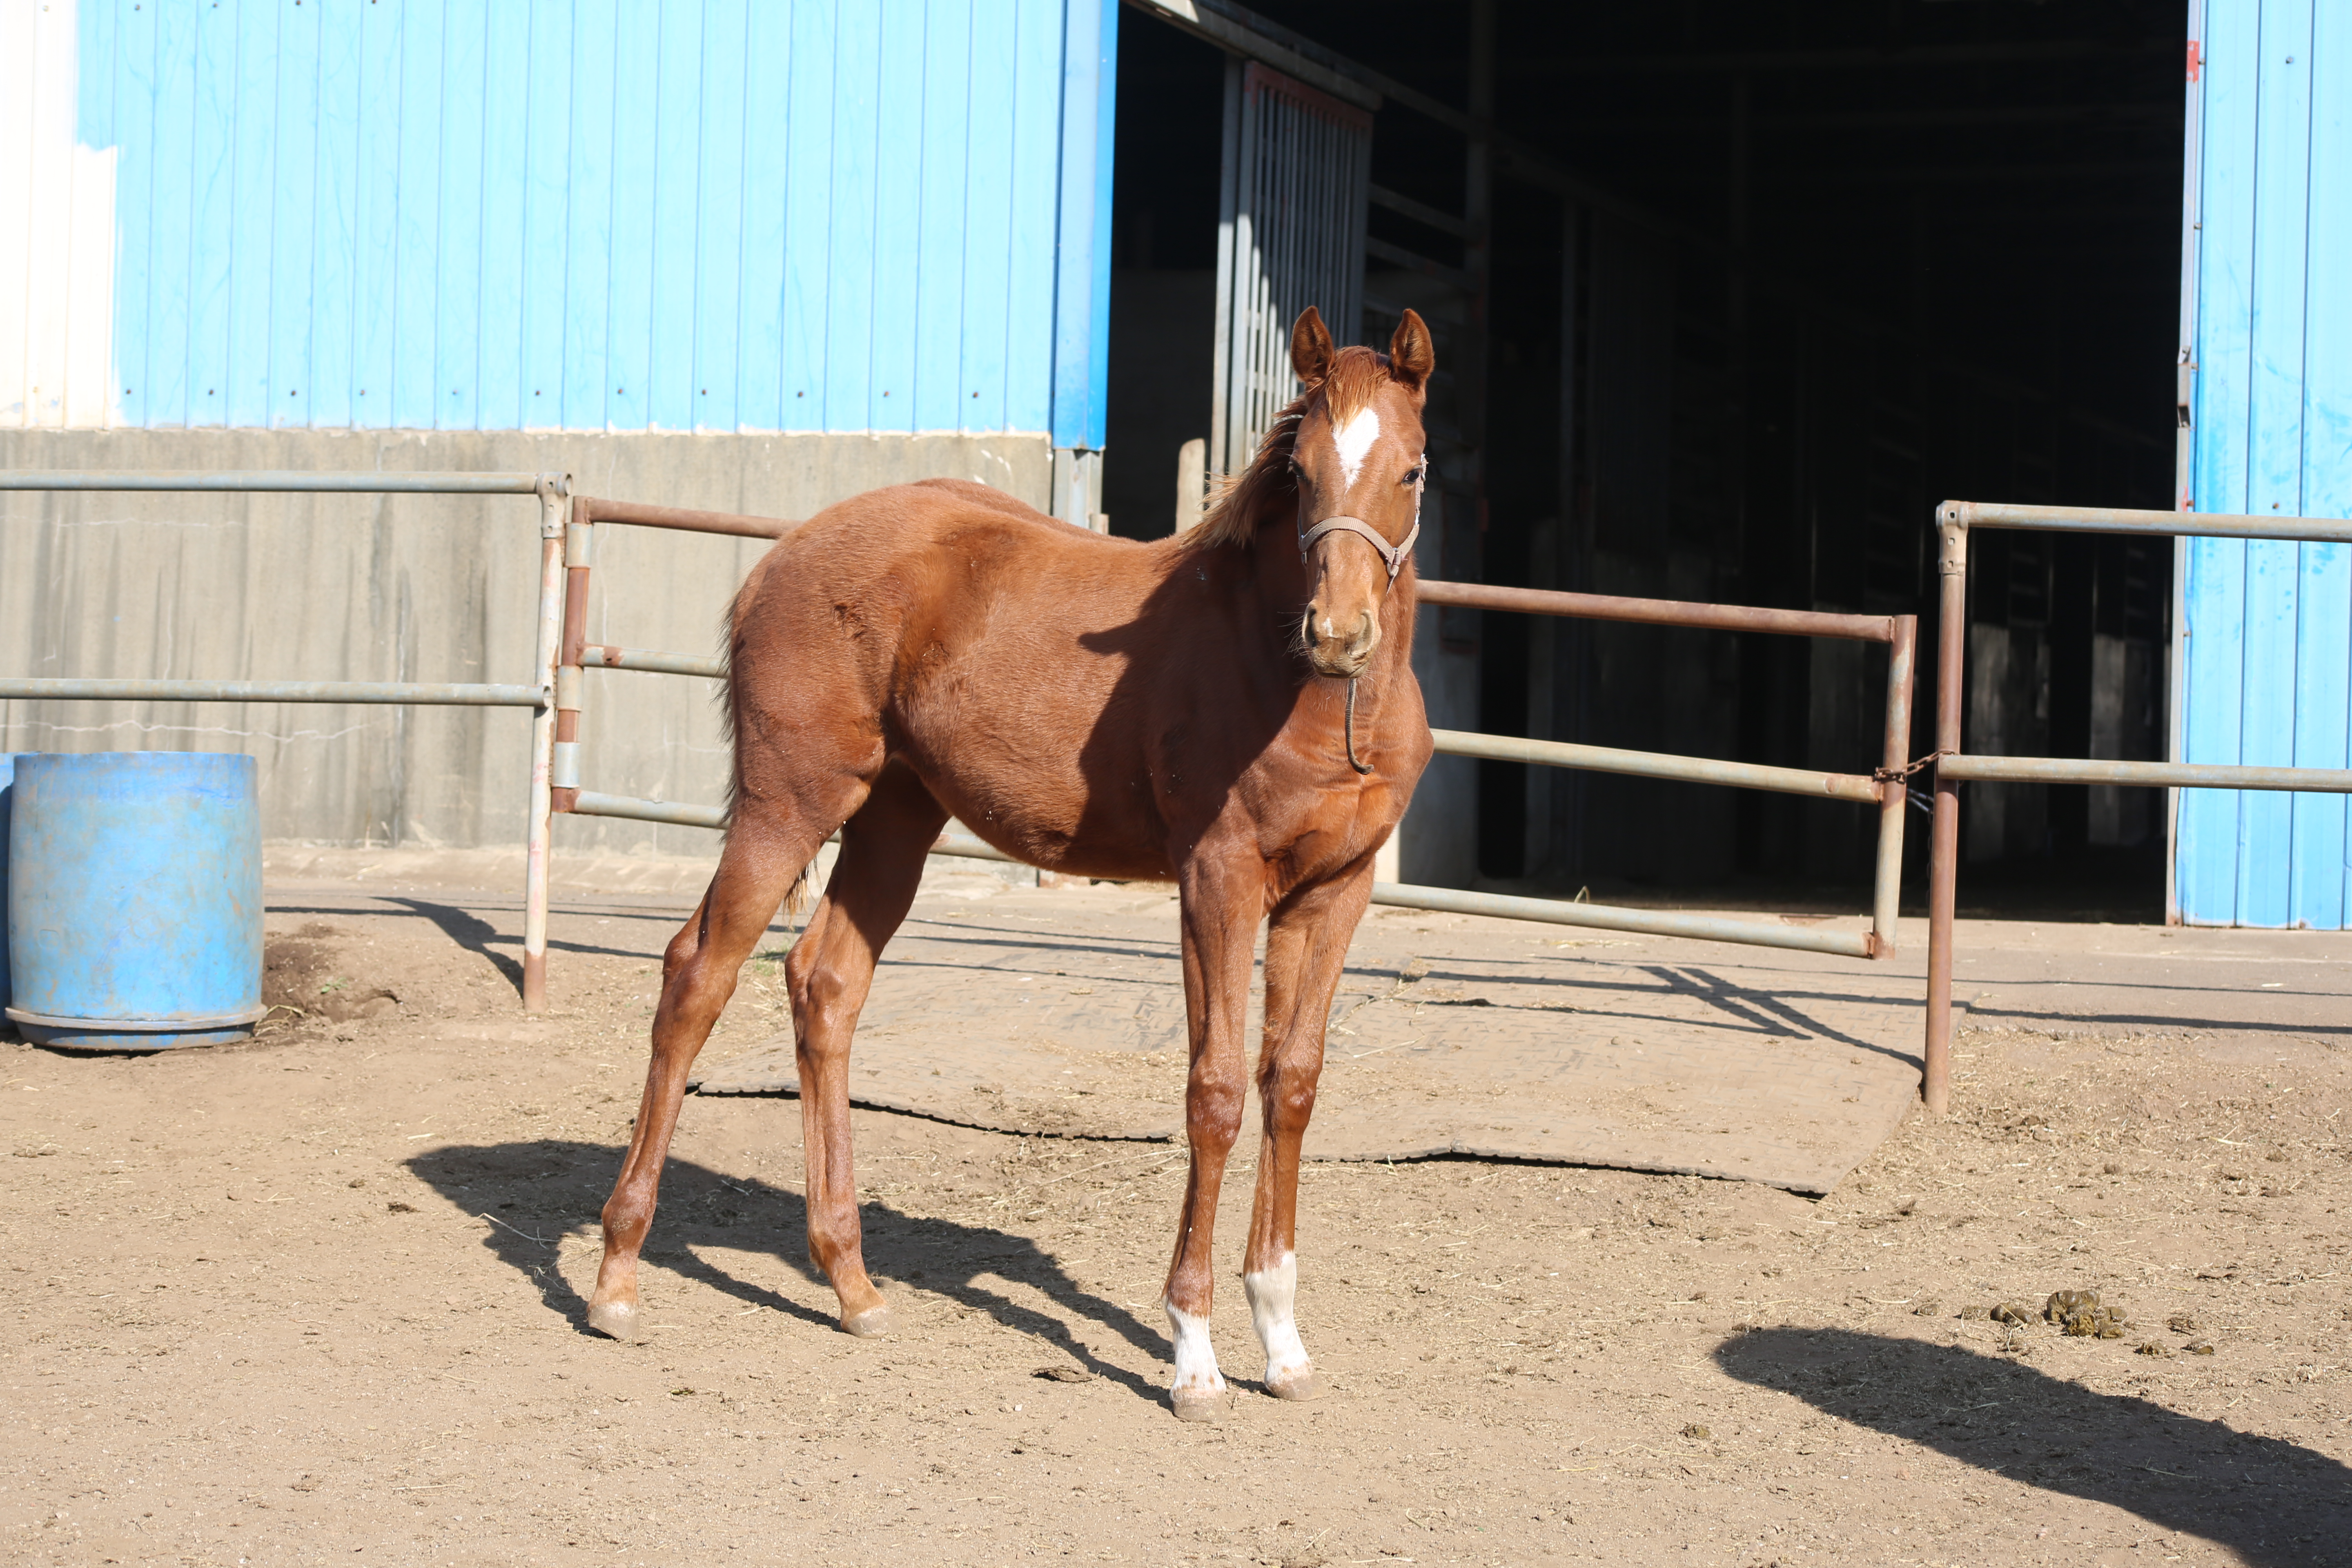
[1331,407,1381,490]
[1243,1253,1311,1383]
[1165,1301,1225,1397]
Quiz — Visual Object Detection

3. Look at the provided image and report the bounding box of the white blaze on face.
[1330,406,1382,492]
[1243,1252,1311,1383]
[1165,1301,1225,1396]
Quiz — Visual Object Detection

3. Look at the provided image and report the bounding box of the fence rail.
[0,471,559,495]
[1428,728,1883,804]
[0,679,546,707]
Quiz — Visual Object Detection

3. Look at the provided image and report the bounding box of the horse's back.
[761,479,1169,634]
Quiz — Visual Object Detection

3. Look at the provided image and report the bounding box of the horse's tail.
[717,549,814,915]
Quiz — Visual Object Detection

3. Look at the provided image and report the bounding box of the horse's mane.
[1189,345,1392,552]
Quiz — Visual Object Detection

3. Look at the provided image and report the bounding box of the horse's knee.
[1261,1071,1319,1135]
[1187,1076,1247,1152]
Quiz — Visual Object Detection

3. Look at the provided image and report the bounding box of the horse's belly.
[897,744,1175,882]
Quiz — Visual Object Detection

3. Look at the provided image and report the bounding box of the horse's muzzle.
[1302,608,1379,677]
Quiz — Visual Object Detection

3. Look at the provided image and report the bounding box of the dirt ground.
[3,864,2349,1568]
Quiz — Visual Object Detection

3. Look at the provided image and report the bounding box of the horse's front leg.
[1245,856,1374,1401]
[1163,848,1267,1421]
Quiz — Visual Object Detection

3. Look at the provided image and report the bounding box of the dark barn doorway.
[1100,26,1227,542]
[1106,0,2181,919]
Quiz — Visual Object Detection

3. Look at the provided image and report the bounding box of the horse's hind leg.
[587,796,824,1341]
[785,761,947,1335]
[1243,857,1375,1401]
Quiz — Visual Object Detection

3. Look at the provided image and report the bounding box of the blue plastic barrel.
[4,752,265,1050]
[0,753,24,1029]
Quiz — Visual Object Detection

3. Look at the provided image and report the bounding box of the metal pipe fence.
[1921,498,2352,1116]
[555,495,1921,974]
[0,470,570,1011]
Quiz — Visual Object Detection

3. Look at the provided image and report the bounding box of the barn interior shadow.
[406,1140,1167,1402]
[1716,1327,2351,1566]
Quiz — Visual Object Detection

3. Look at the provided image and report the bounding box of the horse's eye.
[1402,466,1424,486]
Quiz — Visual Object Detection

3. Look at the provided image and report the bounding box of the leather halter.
[1295,457,1426,583]
[1296,458,1425,776]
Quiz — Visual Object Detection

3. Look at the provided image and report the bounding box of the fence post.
[523,475,569,1014]
[1870,615,1918,956]
[1922,509,1969,1113]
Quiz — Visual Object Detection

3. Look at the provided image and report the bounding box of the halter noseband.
[1297,515,1419,581]
[1294,457,1426,583]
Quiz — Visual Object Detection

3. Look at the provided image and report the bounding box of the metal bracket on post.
[1921,506,1970,1115]
[522,474,570,1016]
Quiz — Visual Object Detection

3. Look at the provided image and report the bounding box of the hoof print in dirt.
[1032,1365,1092,1383]
[1911,1298,1941,1316]
[2167,1312,2202,1334]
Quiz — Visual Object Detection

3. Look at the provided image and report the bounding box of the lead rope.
[1345,678,1373,775]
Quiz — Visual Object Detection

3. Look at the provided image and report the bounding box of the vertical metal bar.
[521,477,569,1015]
[1922,515,1969,1114]
[1870,614,1918,956]
[1210,56,1243,479]
[1229,65,1262,475]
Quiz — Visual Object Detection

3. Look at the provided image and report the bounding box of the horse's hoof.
[586,1298,642,1342]
[840,1304,893,1338]
[1264,1367,1322,1402]
[1170,1387,1227,1423]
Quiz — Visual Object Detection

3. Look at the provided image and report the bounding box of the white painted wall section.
[0,0,118,430]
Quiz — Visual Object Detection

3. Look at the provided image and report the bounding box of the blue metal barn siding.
[39,0,1114,443]
[2178,0,2352,927]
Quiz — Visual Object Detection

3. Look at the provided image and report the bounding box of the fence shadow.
[405,1138,1167,1403]
[1715,1327,2351,1566]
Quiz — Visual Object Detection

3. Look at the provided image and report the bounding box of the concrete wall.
[0,428,1050,854]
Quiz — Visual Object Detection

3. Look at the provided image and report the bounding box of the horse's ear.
[1388,309,1436,396]
[1290,307,1336,388]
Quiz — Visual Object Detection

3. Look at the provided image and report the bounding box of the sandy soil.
[3,876,2348,1568]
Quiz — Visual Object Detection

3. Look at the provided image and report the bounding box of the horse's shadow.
[405,1139,1168,1401]
[1716,1327,2352,1566]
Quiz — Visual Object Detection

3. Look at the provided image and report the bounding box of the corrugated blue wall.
[68,0,1114,441]
[2179,0,2352,926]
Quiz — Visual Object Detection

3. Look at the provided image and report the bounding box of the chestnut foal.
[589,307,1436,1420]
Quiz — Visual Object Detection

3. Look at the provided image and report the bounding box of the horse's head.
[1286,306,1435,678]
